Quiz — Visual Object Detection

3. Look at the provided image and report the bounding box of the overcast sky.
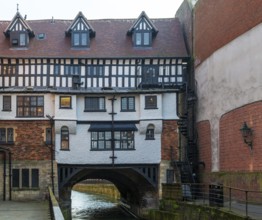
[0,0,184,20]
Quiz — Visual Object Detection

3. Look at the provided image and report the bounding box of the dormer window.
[134,31,151,46]
[72,32,88,47]
[66,12,95,49]
[127,11,158,48]
[11,32,27,47]
[4,12,34,48]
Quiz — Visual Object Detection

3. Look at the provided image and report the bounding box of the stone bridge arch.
[58,164,159,219]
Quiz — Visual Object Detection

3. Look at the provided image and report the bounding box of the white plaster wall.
[76,95,140,121]
[140,94,162,120]
[162,93,179,119]
[195,22,262,171]
[56,124,161,164]
[54,95,77,120]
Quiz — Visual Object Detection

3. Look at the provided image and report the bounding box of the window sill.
[2,109,12,112]
[12,187,40,191]
[144,107,158,110]
[59,107,72,109]
[145,138,155,140]
[120,110,136,112]
[84,110,107,112]
[0,142,14,145]
[60,149,70,151]
[90,148,135,151]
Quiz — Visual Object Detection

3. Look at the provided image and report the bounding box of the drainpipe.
[46,115,55,193]
[9,151,12,200]
[109,96,117,166]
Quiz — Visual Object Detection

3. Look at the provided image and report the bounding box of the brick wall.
[0,120,51,160]
[161,120,179,160]
[197,120,211,172]
[195,0,262,65]
[220,101,262,171]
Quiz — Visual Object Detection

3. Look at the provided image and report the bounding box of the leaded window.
[87,65,104,76]
[91,131,134,150]
[85,97,105,111]
[61,126,69,150]
[3,96,11,111]
[146,124,155,140]
[0,128,14,144]
[72,32,89,47]
[145,96,157,109]
[60,96,71,109]
[121,97,135,111]
[17,96,44,117]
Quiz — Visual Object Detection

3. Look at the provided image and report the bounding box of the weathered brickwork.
[161,120,179,160]
[197,120,211,176]
[195,0,262,65]
[220,101,262,171]
[0,120,51,160]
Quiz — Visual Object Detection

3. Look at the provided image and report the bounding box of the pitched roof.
[4,12,34,37]
[127,11,158,36]
[0,17,188,58]
[65,11,95,38]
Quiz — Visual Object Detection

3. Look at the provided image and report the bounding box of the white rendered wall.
[195,22,262,171]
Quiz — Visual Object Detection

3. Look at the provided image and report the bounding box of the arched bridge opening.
[58,164,159,219]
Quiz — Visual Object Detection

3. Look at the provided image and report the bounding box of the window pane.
[85,97,105,111]
[136,33,142,45]
[81,33,88,46]
[73,33,80,46]
[0,128,6,142]
[31,169,39,188]
[144,32,150,45]
[22,169,29,187]
[61,126,69,150]
[60,96,71,108]
[121,98,127,110]
[46,128,52,144]
[7,128,13,143]
[12,169,20,188]
[145,96,157,109]
[20,33,26,46]
[3,96,11,111]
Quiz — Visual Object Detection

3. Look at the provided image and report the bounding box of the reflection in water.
[71,190,136,220]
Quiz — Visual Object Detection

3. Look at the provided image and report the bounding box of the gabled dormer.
[65,12,95,48]
[127,11,158,47]
[4,12,34,48]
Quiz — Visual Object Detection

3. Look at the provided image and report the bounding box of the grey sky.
[0,0,183,20]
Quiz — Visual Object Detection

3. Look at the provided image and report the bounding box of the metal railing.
[163,183,262,220]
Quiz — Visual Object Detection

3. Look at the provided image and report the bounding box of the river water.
[71,190,136,220]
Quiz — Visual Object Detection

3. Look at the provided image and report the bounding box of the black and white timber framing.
[0,57,187,90]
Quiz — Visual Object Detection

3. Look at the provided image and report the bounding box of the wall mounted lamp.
[240,122,253,149]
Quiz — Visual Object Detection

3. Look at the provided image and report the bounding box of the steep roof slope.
[0,18,188,58]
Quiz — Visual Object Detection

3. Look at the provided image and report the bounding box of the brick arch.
[219,101,262,171]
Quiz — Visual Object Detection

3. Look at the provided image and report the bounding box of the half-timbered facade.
[0,11,188,202]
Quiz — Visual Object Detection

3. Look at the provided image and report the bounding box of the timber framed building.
[0,10,189,208]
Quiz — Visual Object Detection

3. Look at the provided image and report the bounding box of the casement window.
[1,65,16,76]
[121,97,135,111]
[61,126,69,150]
[60,96,71,109]
[64,65,80,75]
[17,96,44,117]
[146,124,155,140]
[145,96,157,109]
[12,168,39,189]
[134,31,151,46]
[0,128,14,144]
[72,32,89,47]
[54,64,60,75]
[85,97,105,111]
[11,32,28,47]
[45,128,52,145]
[91,131,134,150]
[3,96,11,111]
[87,65,104,76]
